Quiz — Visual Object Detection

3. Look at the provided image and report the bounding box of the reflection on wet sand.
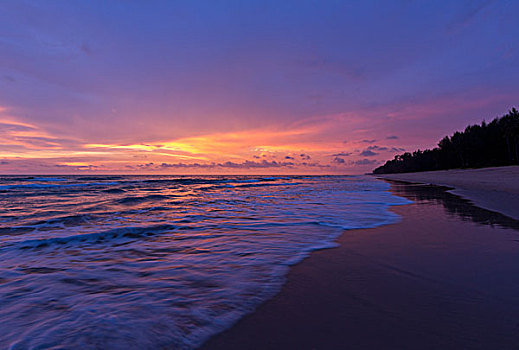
[204,181,519,350]
[387,180,519,231]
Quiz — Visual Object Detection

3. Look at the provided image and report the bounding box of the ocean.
[0,175,410,349]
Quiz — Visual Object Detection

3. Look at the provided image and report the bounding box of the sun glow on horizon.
[0,113,400,174]
[0,1,517,174]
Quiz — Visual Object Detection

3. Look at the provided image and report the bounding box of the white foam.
[0,175,410,349]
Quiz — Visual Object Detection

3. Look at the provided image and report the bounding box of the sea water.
[0,175,410,349]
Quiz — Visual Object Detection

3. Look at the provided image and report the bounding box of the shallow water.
[0,175,409,349]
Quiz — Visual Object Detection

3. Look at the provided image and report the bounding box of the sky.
[0,0,518,174]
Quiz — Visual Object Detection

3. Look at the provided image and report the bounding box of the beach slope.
[376,166,519,220]
[202,182,519,349]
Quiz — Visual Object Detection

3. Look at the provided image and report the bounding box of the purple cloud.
[350,159,378,165]
[360,150,378,157]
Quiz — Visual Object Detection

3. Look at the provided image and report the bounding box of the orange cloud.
[0,109,398,174]
[81,125,339,164]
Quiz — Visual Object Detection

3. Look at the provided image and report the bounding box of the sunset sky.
[0,1,518,174]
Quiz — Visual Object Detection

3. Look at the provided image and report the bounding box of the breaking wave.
[0,175,410,349]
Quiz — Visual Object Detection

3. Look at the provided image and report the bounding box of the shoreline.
[374,165,519,221]
[202,180,519,349]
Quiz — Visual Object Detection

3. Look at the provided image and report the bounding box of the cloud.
[81,42,93,55]
[447,1,494,34]
[301,162,331,168]
[54,164,99,170]
[333,157,345,164]
[360,150,378,156]
[350,159,377,165]
[367,145,388,151]
[1,75,15,82]
[386,135,399,140]
[221,160,295,168]
[158,160,296,169]
[158,163,213,169]
[300,153,311,160]
[362,139,377,144]
[363,145,404,153]
[285,155,295,160]
[332,152,352,157]
[137,162,155,169]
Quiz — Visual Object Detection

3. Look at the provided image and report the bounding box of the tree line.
[373,108,519,174]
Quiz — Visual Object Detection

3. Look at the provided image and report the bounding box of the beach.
[2,174,519,348]
[375,166,519,221]
[203,179,519,349]
[3,1,518,348]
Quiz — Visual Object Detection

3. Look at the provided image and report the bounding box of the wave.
[0,175,412,349]
[0,182,119,190]
[28,177,67,182]
[33,213,94,228]
[209,182,299,190]
[141,178,218,185]
[102,188,126,193]
[77,176,125,181]
[116,194,170,205]
[235,182,299,188]
[11,224,179,250]
[0,176,68,182]
[0,214,96,236]
[139,177,292,186]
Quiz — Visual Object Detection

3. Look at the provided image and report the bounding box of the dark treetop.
[373,108,519,174]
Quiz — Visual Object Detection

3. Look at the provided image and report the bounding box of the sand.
[202,181,519,349]
[375,165,519,220]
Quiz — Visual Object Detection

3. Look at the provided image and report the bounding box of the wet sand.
[376,166,519,220]
[202,181,519,349]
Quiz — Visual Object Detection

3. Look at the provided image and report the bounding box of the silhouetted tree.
[373,108,519,174]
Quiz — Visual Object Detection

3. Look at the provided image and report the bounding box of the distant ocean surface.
[0,175,410,349]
